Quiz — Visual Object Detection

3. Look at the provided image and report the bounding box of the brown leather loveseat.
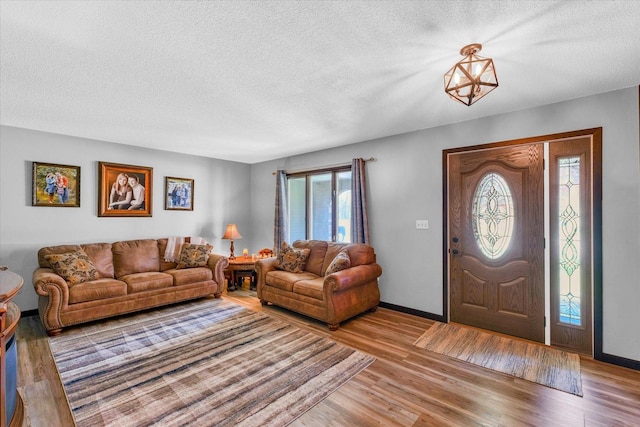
[255,239,382,330]
[33,238,228,336]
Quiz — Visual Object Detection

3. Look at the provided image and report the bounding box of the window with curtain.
[287,167,352,243]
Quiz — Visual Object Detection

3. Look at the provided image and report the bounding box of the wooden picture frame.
[98,162,153,217]
[32,162,81,207]
[165,177,194,211]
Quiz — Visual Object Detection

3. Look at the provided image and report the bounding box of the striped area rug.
[414,322,583,396]
[48,299,375,426]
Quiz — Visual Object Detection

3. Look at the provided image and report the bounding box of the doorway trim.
[442,128,603,359]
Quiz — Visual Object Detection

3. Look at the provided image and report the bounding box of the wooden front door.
[449,144,545,342]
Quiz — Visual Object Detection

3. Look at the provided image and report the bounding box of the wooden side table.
[225,257,257,291]
[1,268,24,427]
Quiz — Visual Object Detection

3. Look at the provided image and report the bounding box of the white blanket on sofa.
[164,236,209,262]
[164,237,184,262]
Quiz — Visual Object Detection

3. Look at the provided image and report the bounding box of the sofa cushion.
[166,267,213,286]
[292,240,327,276]
[343,243,376,267]
[322,242,348,272]
[325,250,351,276]
[275,243,311,273]
[121,272,173,293]
[293,278,324,300]
[113,239,160,278]
[157,238,178,271]
[80,243,114,278]
[38,244,82,268]
[265,270,318,292]
[176,243,213,269]
[68,278,127,304]
[44,249,99,285]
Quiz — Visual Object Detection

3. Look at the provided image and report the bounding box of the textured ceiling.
[1,1,639,164]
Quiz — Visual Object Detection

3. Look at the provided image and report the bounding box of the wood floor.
[15,289,640,426]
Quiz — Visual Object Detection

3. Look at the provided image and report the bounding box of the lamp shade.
[444,43,498,106]
[222,224,242,240]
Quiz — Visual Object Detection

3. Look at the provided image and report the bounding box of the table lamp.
[222,224,242,260]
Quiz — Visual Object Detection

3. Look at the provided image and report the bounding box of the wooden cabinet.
[1,269,23,427]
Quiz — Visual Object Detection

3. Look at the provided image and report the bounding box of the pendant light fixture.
[444,43,498,106]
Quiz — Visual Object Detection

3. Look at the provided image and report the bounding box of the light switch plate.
[416,220,429,230]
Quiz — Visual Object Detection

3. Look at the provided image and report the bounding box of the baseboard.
[379,301,446,323]
[21,309,39,318]
[597,352,640,371]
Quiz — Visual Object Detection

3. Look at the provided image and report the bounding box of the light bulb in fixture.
[474,63,483,78]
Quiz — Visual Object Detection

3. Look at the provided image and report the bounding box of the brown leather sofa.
[33,238,228,336]
[255,240,382,330]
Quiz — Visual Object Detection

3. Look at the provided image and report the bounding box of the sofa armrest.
[208,254,229,290]
[32,267,70,334]
[255,257,278,296]
[33,267,70,299]
[324,263,383,293]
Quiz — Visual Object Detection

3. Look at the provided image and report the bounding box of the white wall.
[0,126,252,310]
[250,87,640,362]
[2,87,638,362]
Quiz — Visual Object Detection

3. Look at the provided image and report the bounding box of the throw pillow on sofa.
[325,250,351,276]
[44,249,99,285]
[176,243,213,269]
[275,242,310,273]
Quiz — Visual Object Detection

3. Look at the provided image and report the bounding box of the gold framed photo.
[98,162,153,217]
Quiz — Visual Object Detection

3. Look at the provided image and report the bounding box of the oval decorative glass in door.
[471,172,515,260]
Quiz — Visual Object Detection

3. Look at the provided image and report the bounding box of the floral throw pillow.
[325,251,351,276]
[44,249,99,285]
[176,243,213,269]
[275,243,310,273]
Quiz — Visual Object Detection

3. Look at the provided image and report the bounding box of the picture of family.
[32,162,80,207]
[98,162,153,217]
[165,177,194,211]
[108,172,146,211]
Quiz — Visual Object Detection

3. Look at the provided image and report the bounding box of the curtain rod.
[272,157,376,175]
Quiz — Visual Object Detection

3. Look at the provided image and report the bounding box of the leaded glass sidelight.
[558,157,582,325]
[471,172,515,260]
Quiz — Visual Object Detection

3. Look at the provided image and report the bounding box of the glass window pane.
[287,168,352,243]
[337,171,352,242]
[471,172,515,260]
[288,177,306,242]
[558,156,582,326]
[309,173,332,241]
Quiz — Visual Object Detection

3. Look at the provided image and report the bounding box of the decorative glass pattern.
[558,157,582,326]
[472,172,515,260]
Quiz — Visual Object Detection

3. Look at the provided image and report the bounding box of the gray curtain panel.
[274,170,288,254]
[351,158,370,244]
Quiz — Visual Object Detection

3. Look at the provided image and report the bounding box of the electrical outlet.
[416,220,429,230]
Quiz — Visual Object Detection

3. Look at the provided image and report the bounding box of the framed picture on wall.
[32,162,81,207]
[165,177,194,211]
[98,162,153,217]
